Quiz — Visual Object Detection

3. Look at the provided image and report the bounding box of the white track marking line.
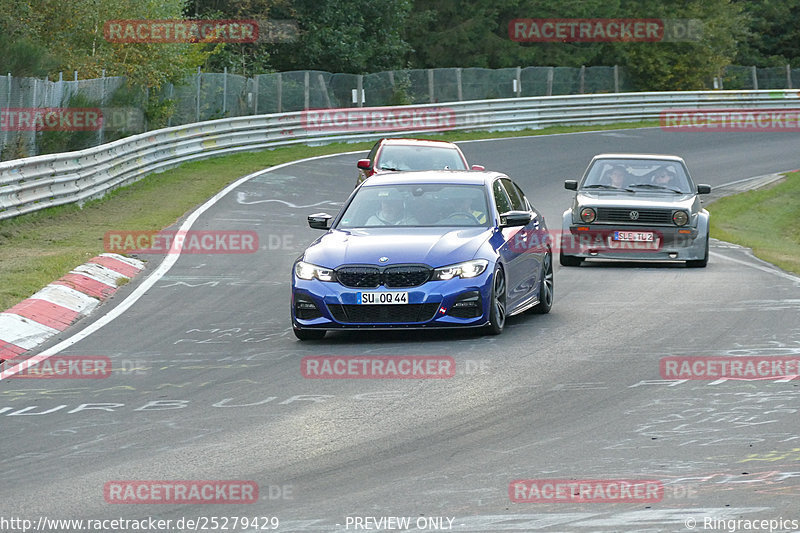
[0,151,362,381]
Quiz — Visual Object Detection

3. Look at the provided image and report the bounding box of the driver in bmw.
[366,191,418,225]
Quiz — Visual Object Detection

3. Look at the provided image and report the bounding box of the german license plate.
[613,231,654,242]
[356,292,409,304]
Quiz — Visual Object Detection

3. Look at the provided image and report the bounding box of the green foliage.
[735,0,800,66]
[268,0,413,73]
[0,35,58,77]
[0,0,208,88]
[36,92,101,155]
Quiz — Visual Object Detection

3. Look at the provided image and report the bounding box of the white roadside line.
[0,150,364,381]
[710,249,800,284]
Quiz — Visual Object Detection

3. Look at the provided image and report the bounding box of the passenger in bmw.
[366,192,419,225]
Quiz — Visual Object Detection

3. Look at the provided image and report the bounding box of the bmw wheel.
[485,266,506,335]
[531,251,554,314]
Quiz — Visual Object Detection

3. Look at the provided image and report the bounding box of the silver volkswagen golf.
[561,154,711,267]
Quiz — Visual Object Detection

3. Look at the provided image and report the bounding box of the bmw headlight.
[432,259,489,280]
[295,261,335,281]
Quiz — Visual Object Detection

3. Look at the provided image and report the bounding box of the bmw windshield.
[337,184,490,228]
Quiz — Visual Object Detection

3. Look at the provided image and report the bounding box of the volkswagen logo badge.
[379,256,389,263]
[629,210,640,220]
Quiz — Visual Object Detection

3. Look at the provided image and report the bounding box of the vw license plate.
[613,231,654,242]
[357,292,408,304]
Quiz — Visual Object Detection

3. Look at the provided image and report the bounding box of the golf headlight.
[295,261,335,281]
[672,210,689,226]
[580,207,596,223]
[432,259,489,280]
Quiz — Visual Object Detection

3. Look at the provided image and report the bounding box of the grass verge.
[707,170,800,275]
[0,119,658,311]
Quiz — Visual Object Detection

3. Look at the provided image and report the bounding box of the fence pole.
[546,67,554,96]
[168,83,174,127]
[223,66,228,116]
[277,73,282,113]
[515,66,521,97]
[613,65,619,93]
[196,66,201,122]
[787,64,792,89]
[357,74,363,107]
[579,65,585,94]
[428,69,435,103]
[253,75,259,114]
[2,73,10,157]
[99,69,105,146]
[456,68,462,100]
[304,71,309,110]
[751,66,758,90]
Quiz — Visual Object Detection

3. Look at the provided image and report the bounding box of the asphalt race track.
[1,127,799,533]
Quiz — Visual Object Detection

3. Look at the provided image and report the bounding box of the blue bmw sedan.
[291,171,553,340]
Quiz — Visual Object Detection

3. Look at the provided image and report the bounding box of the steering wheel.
[440,211,481,224]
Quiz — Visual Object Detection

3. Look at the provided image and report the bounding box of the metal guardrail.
[2,89,799,220]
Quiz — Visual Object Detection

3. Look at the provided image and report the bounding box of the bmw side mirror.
[565,180,578,190]
[357,159,372,170]
[697,184,711,194]
[499,211,532,227]
[308,213,333,230]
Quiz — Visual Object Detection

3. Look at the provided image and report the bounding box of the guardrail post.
[546,67,554,96]
[428,69,435,103]
[751,66,758,90]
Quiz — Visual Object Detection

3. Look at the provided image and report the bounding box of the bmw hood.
[302,227,492,269]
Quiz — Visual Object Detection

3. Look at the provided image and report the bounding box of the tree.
[734,0,800,66]
[267,0,412,73]
[0,0,209,88]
